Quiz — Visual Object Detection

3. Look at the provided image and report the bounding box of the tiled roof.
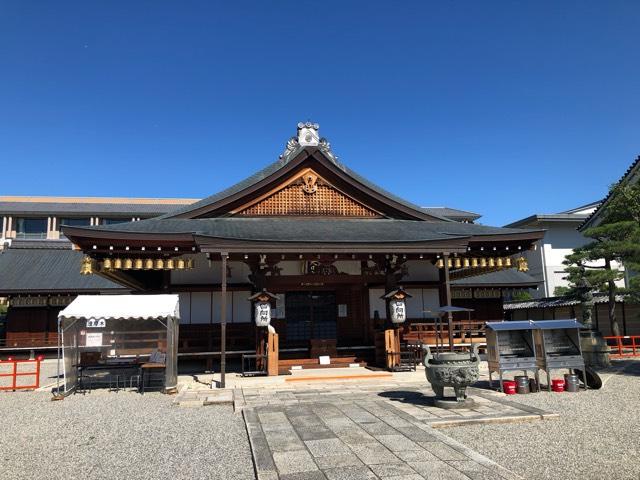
[451,269,541,287]
[0,247,122,294]
[504,293,626,310]
[580,155,640,230]
[74,217,542,243]
[160,147,450,221]
[5,239,73,250]
[422,207,481,221]
[504,213,590,228]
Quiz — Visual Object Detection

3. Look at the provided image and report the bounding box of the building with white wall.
[504,201,601,298]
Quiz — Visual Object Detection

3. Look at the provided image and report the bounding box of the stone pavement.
[235,383,556,427]
[240,381,557,479]
[244,400,521,480]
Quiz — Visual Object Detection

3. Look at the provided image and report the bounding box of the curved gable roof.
[161,146,450,222]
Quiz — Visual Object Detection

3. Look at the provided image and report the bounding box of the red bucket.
[552,379,565,392]
[502,380,517,395]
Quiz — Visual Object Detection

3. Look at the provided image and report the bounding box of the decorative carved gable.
[234,168,381,217]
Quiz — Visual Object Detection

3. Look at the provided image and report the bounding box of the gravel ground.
[446,360,640,480]
[0,389,255,480]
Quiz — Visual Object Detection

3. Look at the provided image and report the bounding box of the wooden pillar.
[267,331,279,376]
[442,253,454,351]
[220,252,228,388]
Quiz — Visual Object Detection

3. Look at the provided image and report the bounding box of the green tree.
[553,286,571,297]
[563,183,640,336]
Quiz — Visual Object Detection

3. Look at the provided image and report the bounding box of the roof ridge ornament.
[278,122,339,164]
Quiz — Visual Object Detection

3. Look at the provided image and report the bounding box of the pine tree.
[563,182,640,336]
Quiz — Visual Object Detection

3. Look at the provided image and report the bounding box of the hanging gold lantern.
[187,258,194,269]
[505,257,512,267]
[166,258,175,270]
[446,258,452,268]
[496,257,503,268]
[435,258,444,268]
[103,258,113,270]
[454,258,462,268]
[471,258,478,268]
[134,258,143,270]
[113,258,123,269]
[155,258,164,270]
[176,258,186,270]
[463,258,470,268]
[123,258,133,270]
[80,256,93,275]
[516,256,529,272]
[488,257,495,268]
[144,258,154,270]
[480,258,487,268]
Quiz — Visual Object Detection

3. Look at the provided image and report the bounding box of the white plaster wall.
[540,223,591,297]
[177,290,251,324]
[527,222,626,298]
[404,260,440,282]
[171,255,251,284]
[369,287,440,319]
[278,261,304,276]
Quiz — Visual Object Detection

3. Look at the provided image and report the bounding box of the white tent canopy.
[57,294,180,394]
[59,294,180,322]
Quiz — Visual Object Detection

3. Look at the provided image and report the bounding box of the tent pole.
[56,317,61,394]
[220,252,228,389]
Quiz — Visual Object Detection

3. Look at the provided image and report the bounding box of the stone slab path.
[245,400,521,480]
[240,382,556,479]
[235,383,556,427]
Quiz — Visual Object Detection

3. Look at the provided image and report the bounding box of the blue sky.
[0,1,638,226]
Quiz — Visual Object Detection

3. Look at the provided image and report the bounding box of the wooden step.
[278,356,367,375]
[285,371,392,382]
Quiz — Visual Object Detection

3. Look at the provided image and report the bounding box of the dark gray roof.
[74,217,541,243]
[0,248,122,294]
[160,148,450,221]
[451,269,541,287]
[158,157,297,218]
[422,207,481,221]
[7,239,73,250]
[580,155,640,230]
[504,213,589,229]
[559,200,602,214]
[0,201,187,216]
[504,292,626,310]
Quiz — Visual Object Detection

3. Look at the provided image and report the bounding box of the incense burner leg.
[432,385,444,398]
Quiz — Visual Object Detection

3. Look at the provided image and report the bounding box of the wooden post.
[443,253,454,351]
[220,252,228,388]
[267,331,279,376]
[385,328,400,370]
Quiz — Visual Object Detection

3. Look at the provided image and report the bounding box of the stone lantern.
[248,289,279,328]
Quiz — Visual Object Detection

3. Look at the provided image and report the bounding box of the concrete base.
[434,397,476,410]
[581,330,610,368]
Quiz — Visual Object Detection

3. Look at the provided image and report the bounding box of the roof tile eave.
[579,155,640,230]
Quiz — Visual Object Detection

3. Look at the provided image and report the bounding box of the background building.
[504,201,602,298]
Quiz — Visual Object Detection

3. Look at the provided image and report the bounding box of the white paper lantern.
[390,299,407,324]
[254,302,271,327]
